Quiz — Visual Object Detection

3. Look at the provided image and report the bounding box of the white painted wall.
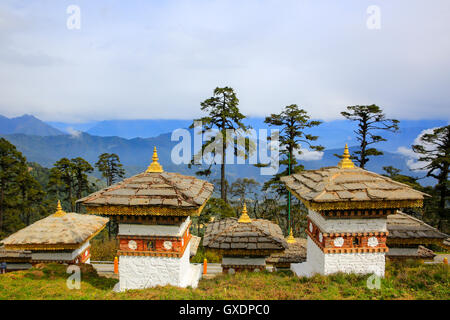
[305,237,325,274]
[118,216,190,237]
[324,250,385,277]
[31,241,90,262]
[292,237,385,277]
[119,242,195,290]
[308,209,387,233]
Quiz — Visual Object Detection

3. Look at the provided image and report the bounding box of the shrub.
[90,239,118,261]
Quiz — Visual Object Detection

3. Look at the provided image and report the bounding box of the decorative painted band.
[306,222,387,254]
[118,249,184,258]
[85,201,208,217]
[118,234,192,258]
[323,247,388,254]
[206,249,283,256]
[319,209,392,219]
[115,215,186,225]
[322,231,389,237]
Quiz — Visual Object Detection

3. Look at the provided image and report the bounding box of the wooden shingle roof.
[266,238,306,266]
[1,210,108,251]
[203,218,288,253]
[78,171,213,210]
[281,166,427,210]
[387,212,448,241]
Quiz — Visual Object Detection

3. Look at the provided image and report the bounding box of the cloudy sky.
[1,0,449,122]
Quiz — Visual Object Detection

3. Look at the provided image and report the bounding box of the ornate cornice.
[86,201,207,217]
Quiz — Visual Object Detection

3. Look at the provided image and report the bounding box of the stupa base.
[115,263,201,292]
[116,243,202,291]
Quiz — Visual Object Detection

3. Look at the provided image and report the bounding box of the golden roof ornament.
[53,200,66,217]
[238,203,252,223]
[286,228,296,244]
[337,144,355,169]
[146,146,164,173]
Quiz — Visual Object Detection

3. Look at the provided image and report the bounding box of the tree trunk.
[221,135,227,202]
[437,166,448,230]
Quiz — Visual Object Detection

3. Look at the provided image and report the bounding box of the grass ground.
[0,260,448,300]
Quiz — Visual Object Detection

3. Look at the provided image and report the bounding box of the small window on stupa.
[147,240,155,251]
[352,237,360,247]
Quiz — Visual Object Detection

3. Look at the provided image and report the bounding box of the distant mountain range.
[0,131,435,186]
[45,117,448,152]
[0,114,64,136]
[0,113,445,187]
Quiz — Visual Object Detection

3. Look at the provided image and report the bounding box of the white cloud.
[293,147,324,161]
[0,1,450,122]
[66,126,82,138]
[396,127,440,171]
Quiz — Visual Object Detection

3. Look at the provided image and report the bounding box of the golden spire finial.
[146,146,164,173]
[337,144,355,169]
[238,203,252,223]
[286,228,296,244]
[53,200,66,217]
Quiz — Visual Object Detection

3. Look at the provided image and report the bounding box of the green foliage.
[0,260,448,300]
[412,125,449,231]
[48,157,95,212]
[193,197,235,236]
[0,138,47,237]
[190,87,253,202]
[95,153,125,186]
[90,238,119,261]
[190,246,222,263]
[230,178,259,207]
[341,104,399,169]
[382,166,423,190]
[258,105,322,237]
[261,104,323,194]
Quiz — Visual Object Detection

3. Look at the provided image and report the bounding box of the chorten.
[281,144,427,277]
[1,200,108,265]
[77,147,213,290]
[203,204,288,273]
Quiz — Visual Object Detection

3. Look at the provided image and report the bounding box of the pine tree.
[48,157,94,212]
[48,158,75,211]
[261,104,323,193]
[259,105,323,236]
[72,157,94,212]
[341,105,399,168]
[0,138,26,234]
[190,87,253,202]
[412,125,450,230]
[95,153,125,186]
[0,138,45,236]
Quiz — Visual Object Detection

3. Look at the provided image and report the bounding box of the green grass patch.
[0,261,448,300]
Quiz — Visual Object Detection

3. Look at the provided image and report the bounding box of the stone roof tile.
[281,166,426,207]
[78,171,213,209]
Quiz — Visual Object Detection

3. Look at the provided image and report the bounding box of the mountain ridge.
[0,131,435,186]
[0,114,65,136]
